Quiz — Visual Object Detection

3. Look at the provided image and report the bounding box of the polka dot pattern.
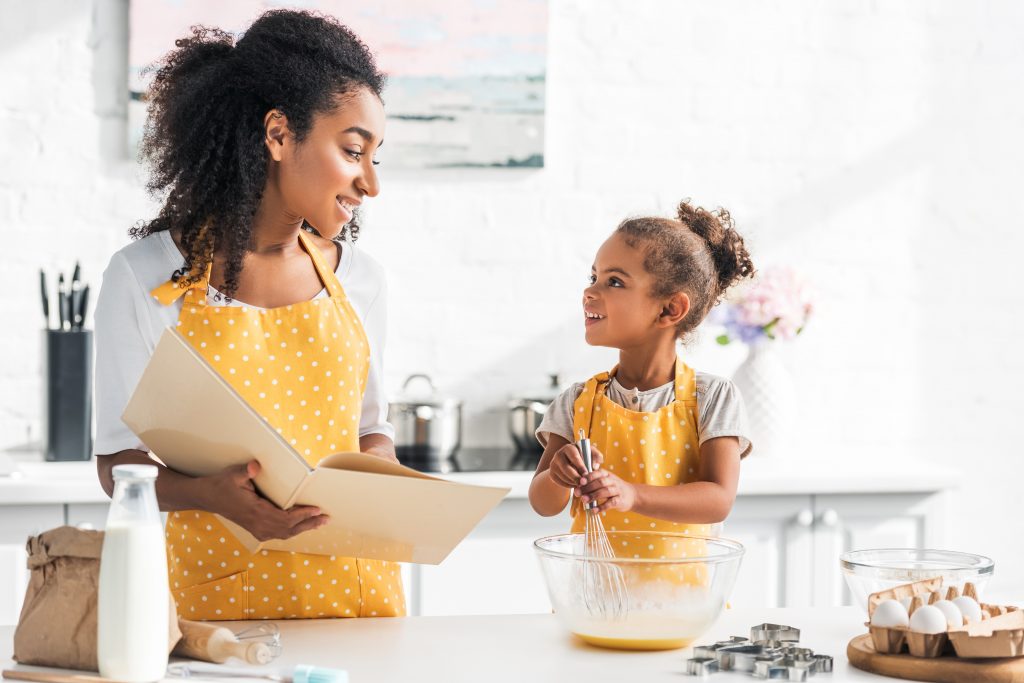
[158,231,405,620]
[569,360,712,581]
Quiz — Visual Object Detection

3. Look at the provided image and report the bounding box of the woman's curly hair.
[130,9,386,298]
[617,200,755,338]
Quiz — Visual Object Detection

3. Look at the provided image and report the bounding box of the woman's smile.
[336,196,359,223]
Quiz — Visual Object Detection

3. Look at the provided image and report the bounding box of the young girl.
[529,201,754,550]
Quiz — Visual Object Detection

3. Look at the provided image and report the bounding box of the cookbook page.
[261,465,509,564]
[315,451,439,480]
[122,327,310,507]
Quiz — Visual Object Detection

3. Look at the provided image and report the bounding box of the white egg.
[899,596,914,610]
[952,596,983,624]
[871,599,910,628]
[909,605,949,634]
[932,599,964,627]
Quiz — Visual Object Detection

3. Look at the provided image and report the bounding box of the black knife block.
[43,329,93,461]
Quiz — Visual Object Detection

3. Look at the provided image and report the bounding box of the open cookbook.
[122,327,509,564]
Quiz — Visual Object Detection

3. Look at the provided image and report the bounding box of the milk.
[97,465,169,683]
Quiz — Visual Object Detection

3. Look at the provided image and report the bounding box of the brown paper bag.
[13,525,182,671]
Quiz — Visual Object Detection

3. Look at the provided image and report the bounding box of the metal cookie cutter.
[717,645,775,673]
[750,623,801,647]
[751,654,813,681]
[683,624,831,680]
[685,658,719,678]
[693,636,749,660]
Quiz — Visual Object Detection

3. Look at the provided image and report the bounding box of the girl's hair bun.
[615,199,755,339]
[676,200,754,293]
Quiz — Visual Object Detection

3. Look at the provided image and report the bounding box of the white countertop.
[0,450,960,506]
[0,607,914,682]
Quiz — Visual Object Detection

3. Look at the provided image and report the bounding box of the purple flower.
[712,266,815,345]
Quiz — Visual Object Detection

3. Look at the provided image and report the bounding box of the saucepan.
[390,374,462,461]
[507,374,563,452]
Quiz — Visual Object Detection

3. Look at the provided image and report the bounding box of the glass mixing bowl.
[533,531,744,650]
[840,548,994,612]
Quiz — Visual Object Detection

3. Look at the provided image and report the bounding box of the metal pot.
[508,399,550,453]
[508,374,562,453]
[390,374,462,461]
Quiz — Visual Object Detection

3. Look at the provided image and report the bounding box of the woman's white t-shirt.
[93,231,393,456]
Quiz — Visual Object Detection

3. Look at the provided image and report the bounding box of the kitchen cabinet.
[0,457,957,622]
[720,495,814,609]
[412,498,564,616]
[810,493,942,607]
[65,503,109,530]
[721,491,945,610]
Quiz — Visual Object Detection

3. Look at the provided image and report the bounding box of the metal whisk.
[577,429,628,620]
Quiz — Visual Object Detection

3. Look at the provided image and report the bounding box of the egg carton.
[865,579,1022,658]
[948,609,1024,658]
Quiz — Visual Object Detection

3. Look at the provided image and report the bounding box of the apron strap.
[673,357,698,406]
[576,370,612,441]
[150,230,344,307]
[580,358,698,420]
[150,262,212,307]
[298,230,345,299]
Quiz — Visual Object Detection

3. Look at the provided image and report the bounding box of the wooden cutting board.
[848,634,1024,682]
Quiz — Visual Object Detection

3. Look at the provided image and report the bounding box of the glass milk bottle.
[98,464,169,682]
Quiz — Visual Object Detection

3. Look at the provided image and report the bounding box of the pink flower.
[720,266,815,343]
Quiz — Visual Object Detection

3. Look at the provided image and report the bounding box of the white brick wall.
[3,1,1023,598]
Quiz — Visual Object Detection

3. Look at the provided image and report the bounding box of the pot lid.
[390,373,462,408]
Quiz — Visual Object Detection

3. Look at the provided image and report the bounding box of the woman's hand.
[576,468,637,513]
[201,460,329,541]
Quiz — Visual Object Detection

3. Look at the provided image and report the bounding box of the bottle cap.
[111,464,158,480]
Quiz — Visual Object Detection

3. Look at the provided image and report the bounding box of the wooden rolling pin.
[1,623,272,683]
[173,619,274,664]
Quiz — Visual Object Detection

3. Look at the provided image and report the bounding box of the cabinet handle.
[819,509,839,527]
[795,509,814,527]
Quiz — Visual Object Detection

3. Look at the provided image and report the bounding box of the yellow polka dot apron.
[571,359,710,585]
[151,231,405,620]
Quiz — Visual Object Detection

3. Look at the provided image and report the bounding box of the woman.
[94,10,403,620]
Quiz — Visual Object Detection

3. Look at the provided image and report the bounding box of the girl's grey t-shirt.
[536,372,752,458]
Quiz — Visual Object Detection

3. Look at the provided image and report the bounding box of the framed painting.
[129,1,547,169]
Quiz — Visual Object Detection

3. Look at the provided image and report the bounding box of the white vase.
[731,340,796,458]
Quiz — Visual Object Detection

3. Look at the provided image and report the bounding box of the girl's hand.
[547,442,588,488]
[576,469,637,513]
[202,460,329,541]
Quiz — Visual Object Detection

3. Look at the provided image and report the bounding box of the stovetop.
[398,447,542,474]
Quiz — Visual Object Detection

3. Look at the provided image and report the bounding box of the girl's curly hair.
[130,9,386,298]
[617,200,755,338]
